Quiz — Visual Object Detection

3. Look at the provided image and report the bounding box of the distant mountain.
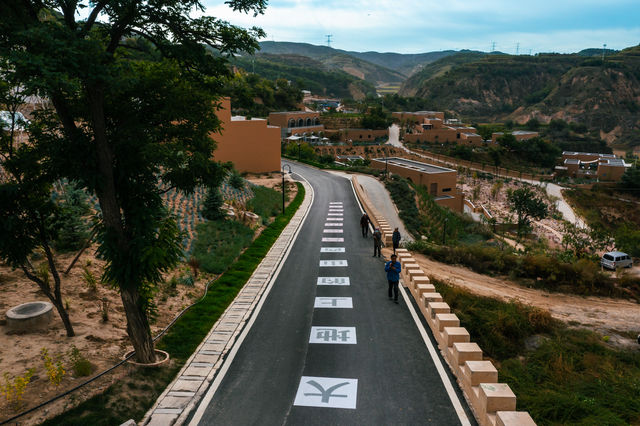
[230,53,376,99]
[399,46,640,147]
[342,50,460,77]
[577,48,618,57]
[257,41,406,84]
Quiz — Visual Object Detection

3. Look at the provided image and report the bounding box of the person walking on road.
[392,227,401,255]
[385,254,402,303]
[373,228,382,257]
[360,213,370,237]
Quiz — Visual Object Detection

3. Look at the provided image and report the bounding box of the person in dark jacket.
[392,227,401,255]
[360,213,370,237]
[385,254,402,303]
[373,228,382,257]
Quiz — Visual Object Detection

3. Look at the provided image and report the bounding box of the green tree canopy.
[507,186,548,237]
[0,0,266,363]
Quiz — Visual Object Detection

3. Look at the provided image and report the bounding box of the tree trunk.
[120,286,156,363]
[52,298,75,337]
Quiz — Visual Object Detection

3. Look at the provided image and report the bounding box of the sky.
[202,0,640,54]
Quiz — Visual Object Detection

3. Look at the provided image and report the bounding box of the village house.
[555,151,629,181]
[491,130,539,143]
[370,157,464,212]
[213,97,281,173]
[395,111,483,146]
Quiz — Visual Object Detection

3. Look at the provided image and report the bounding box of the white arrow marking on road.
[294,376,358,409]
[309,326,356,343]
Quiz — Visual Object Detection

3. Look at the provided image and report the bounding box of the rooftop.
[373,157,455,174]
[562,151,617,158]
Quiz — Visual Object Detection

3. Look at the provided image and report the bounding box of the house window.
[442,188,451,192]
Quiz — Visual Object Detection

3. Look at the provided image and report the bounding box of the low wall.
[353,179,536,426]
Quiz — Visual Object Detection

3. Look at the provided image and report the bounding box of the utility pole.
[516,43,519,55]
[602,43,607,61]
[326,34,333,48]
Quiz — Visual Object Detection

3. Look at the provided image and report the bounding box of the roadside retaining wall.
[353,179,536,426]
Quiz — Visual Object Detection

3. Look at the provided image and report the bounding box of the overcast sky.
[202,0,640,54]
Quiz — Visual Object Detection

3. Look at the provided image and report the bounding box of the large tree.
[0,0,266,363]
[507,186,548,237]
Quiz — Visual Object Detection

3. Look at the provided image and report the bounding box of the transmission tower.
[326,34,333,47]
[602,43,607,61]
[516,43,519,55]
[491,41,496,52]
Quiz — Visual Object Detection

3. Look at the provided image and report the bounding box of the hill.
[231,53,375,99]
[257,41,406,84]
[400,47,640,147]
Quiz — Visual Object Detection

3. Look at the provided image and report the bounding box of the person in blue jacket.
[385,254,402,303]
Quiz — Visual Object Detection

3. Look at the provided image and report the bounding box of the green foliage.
[82,266,98,292]
[68,345,93,377]
[619,164,640,191]
[192,220,254,274]
[507,186,548,236]
[360,106,391,130]
[202,188,225,221]
[221,72,302,117]
[615,223,640,257]
[41,348,65,387]
[50,183,92,252]
[407,241,632,298]
[228,171,246,190]
[284,142,316,161]
[247,185,281,221]
[434,280,640,425]
[385,176,422,238]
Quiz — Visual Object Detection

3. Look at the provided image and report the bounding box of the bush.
[69,345,93,377]
[202,188,225,221]
[228,171,245,190]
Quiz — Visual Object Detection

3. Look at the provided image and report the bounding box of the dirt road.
[393,249,640,345]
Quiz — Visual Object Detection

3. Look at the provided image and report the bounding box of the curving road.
[189,160,474,425]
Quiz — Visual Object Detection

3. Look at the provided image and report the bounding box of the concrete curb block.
[141,180,314,426]
[353,185,536,426]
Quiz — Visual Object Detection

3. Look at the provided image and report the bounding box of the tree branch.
[81,0,109,36]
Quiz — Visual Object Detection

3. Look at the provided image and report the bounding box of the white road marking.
[329,202,343,205]
[317,277,350,286]
[314,297,353,308]
[323,229,343,233]
[309,326,356,344]
[326,217,342,221]
[294,376,358,409]
[321,237,343,242]
[324,222,342,227]
[319,260,348,267]
[320,247,345,253]
[328,213,343,216]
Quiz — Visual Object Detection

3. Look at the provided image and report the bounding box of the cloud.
[201,0,640,53]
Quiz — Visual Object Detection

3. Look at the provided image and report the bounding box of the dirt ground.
[460,175,567,248]
[0,173,294,424]
[389,247,640,350]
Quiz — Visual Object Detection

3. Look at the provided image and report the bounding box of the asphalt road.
[192,161,474,425]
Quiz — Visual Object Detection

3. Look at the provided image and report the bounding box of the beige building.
[370,157,463,212]
[556,151,628,181]
[268,111,324,138]
[212,98,281,173]
[396,111,483,146]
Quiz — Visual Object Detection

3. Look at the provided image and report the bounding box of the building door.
[430,183,438,196]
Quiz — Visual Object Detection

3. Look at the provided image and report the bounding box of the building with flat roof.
[555,151,628,181]
[396,110,483,146]
[370,157,463,212]
[268,111,324,139]
[212,98,281,173]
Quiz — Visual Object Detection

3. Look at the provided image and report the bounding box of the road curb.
[141,179,314,426]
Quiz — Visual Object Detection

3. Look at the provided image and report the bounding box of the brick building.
[268,111,324,139]
[555,151,628,181]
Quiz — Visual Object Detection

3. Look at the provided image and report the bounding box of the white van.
[600,251,633,270]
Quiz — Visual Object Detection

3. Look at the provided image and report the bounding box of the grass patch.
[433,279,640,425]
[247,185,281,222]
[191,219,254,274]
[43,182,305,425]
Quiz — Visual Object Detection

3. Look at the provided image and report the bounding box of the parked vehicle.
[600,251,633,270]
